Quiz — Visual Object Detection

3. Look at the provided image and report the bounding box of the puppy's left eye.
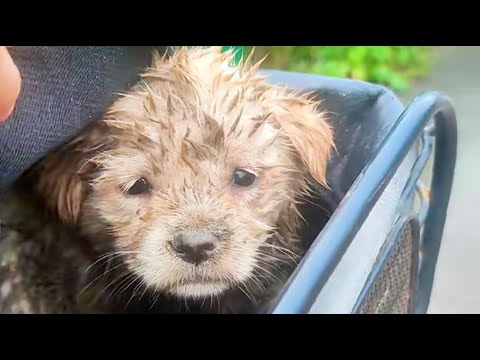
[232,169,256,187]
[127,178,150,195]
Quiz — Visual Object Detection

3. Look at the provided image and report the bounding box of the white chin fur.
[171,282,229,299]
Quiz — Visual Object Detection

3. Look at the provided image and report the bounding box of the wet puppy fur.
[0,47,334,313]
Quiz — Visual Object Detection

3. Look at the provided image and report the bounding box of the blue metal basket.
[257,70,457,314]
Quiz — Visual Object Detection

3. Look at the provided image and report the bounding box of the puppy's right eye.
[127,178,150,195]
[233,169,257,187]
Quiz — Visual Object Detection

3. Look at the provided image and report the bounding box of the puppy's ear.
[30,124,109,224]
[272,97,334,187]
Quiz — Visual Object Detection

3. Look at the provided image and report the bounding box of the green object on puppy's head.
[222,46,245,65]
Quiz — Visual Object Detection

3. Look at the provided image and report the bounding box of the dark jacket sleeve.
[0,46,171,196]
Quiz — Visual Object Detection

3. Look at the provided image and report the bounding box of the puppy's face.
[36,47,334,300]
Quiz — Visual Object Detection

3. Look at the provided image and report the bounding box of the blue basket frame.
[268,91,457,314]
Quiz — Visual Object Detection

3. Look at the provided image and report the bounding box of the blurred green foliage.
[236,46,434,93]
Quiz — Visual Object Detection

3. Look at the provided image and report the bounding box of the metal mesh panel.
[358,221,417,314]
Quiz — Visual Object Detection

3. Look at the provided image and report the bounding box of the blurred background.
[223,46,434,94]
[222,46,480,314]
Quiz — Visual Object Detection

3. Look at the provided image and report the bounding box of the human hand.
[0,46,22,122]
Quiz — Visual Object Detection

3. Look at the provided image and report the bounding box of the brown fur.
[0,46,334,313]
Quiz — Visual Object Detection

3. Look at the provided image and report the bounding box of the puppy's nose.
[172,231,217,264]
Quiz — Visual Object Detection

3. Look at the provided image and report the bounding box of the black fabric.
[259,69,405,203]
[0,46,172,196]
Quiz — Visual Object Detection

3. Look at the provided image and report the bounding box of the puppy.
[0,47,334,313]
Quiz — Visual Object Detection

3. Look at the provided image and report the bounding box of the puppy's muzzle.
[172,231,218,265]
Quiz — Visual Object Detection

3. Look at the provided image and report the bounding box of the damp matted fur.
[0,46,334,313]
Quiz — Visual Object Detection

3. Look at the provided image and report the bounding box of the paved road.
[402,47,480,313]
